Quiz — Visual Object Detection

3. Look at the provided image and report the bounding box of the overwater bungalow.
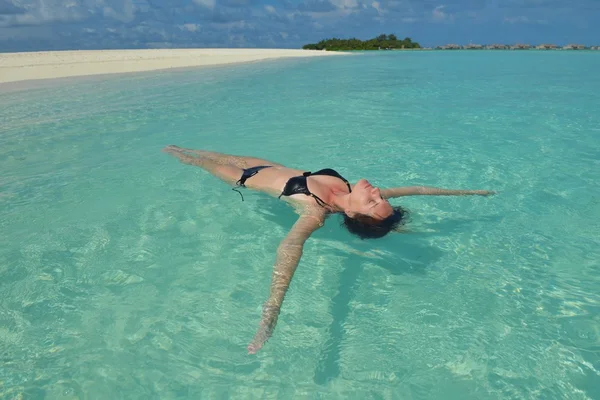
[436,44,462,50]
[485,44,509,50]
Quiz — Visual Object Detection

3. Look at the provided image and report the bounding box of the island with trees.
[435,43,599,50]
[302,34,421,51]
[302,35,600,51]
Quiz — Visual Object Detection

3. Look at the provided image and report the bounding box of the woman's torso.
[240,165,352,209]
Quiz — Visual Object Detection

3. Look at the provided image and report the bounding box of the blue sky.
[0,0,598,51]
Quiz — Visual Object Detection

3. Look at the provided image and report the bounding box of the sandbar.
[0,48,347,85]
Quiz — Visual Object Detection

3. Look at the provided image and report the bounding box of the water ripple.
[1,52,599,398]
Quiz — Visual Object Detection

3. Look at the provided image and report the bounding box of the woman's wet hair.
[341,206,409,239]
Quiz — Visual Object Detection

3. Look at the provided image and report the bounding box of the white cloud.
[466,11,479,19]
[193,0,215,10]
[227,32,249,47]
[211,20,252,30]
[371,1,383,13]
[504,15,528,23]
[0,0,84,26]
[102,2,135,23]
[11,13,41,25]
[432,5,453,22]
[0,0,141,27]
[330,0,359,9]
[264,5,276,14]
[503,15,548,24]
[432,5,445,20]
[181,23,200,32]
[295,0,359,19]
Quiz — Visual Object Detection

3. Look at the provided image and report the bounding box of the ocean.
[1,51,599,399]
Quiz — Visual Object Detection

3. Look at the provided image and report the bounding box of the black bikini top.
[278,168,352,208]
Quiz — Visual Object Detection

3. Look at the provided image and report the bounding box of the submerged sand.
[0,48,346,85]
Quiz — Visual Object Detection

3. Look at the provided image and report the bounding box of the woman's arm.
[247,213,325,354]
[381,186,495,199]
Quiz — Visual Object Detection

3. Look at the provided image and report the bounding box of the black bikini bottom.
[232,165,272,201]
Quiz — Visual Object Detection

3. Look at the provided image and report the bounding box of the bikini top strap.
[310,193,329,208]
[310,168,352,192]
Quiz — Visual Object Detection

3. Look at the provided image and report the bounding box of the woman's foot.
[162,145,183,155]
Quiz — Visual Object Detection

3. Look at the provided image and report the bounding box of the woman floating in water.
[163,145,495,354]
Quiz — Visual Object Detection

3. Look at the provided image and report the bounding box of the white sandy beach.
[0,48,346,85]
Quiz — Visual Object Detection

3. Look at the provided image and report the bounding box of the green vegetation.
[302,34,421,51]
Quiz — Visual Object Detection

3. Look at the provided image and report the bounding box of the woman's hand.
[472,190,496,196]
[247,303,280,354]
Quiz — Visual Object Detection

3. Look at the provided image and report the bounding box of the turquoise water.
[1,51,599,399]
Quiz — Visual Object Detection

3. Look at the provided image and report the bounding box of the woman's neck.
[326,189,351,213]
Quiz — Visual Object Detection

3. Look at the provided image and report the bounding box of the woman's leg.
[163,145,243,184]
[173,146,286,169]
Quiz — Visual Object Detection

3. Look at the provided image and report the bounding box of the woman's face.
[346,179,394,220]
